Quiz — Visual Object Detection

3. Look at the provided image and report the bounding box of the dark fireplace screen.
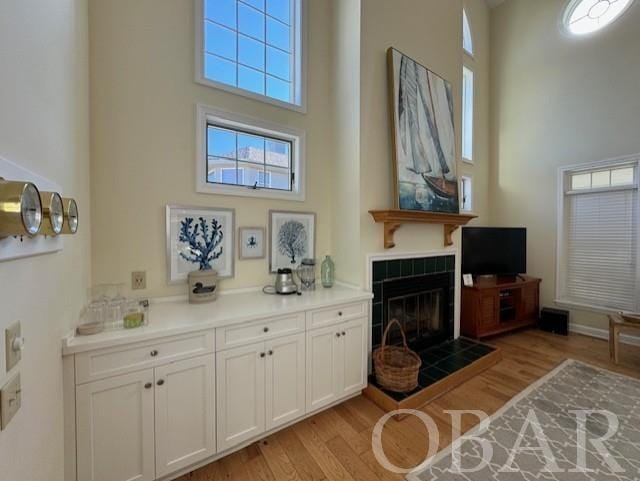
[382,272,453,351]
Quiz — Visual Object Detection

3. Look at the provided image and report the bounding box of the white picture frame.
[166,205,235,283]
[238,227,266,260]
[269,210,316,273]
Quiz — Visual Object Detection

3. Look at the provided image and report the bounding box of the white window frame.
[556,154,640,313]
[461,65,474,164]
[196,104,305,201]
[460,175,473,213]
[194,0,307,113]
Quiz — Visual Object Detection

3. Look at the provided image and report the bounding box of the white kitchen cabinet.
[306,324,341,412]
[265,333,305,430]
[154,355,215,478]
[338,318,367,396]
[306,317,367,413]
[216,342,266,451]
[66,289,372,481]
[76,369,155,481]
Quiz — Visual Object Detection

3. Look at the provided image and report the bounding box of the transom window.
[463,9,474,56]
[563,0,635,35]
[196,0,304,109]
[557,157,639,312]
[196,104,305,201]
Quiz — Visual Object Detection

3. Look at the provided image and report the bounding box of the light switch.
[1,373,21,430]
[5,321,23,372]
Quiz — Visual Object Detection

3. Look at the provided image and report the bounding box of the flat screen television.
[462,227,527,276]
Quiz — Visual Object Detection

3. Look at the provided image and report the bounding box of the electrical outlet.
[1,373,21,430]
[131,271,146,290]
[5,321,23,372]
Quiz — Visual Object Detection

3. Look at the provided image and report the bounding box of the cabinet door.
[521,283,539,320]
[479,291,499,330]
[76,370,155,481]
[338,318,367,396]
[154,355,216,478]
[306,324,340,413]
[265,333,305,431]
[216,342,265,451]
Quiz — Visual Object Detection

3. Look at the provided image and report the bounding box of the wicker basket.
[373,319,422,393]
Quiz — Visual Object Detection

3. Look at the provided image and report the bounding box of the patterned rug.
[409,360,640,481]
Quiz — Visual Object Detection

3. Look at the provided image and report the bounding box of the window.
[462,66,474,162]
[563,0,635,35]
[460,175,473,212]
[196,0,304,110]
[463,9,474,56]
[197,105,304,200]
[557,157,639,312]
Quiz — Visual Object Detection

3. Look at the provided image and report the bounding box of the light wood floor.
[178,330,640,481]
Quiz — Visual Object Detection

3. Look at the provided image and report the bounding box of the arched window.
[563,0,635,35]
[463,9,473,56]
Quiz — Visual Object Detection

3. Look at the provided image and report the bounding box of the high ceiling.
[485,0,507,8]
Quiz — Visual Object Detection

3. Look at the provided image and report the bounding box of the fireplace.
[371,255,455,353]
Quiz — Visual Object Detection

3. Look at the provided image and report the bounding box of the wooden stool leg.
[608,316,615,362]
[613,326,620,365]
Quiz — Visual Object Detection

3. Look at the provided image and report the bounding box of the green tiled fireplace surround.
[371,255,455,350]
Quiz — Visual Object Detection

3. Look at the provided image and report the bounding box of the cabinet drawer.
[215,313,305,351]
[75,330,215,384]
[306,301,368,329]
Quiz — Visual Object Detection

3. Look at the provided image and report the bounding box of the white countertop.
[62,285,372,355]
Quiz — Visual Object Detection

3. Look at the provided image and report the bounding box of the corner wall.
[0,0,91,479]
[490,0,640,331]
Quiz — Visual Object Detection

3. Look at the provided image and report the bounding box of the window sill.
[554,298,627,315]
[195,76,307,115]
[197,182,305,202]
[461,157,474,165]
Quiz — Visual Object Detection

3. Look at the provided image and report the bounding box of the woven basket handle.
[380,319,409,352]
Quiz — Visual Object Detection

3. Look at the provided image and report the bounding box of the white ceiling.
[485,0,507,8]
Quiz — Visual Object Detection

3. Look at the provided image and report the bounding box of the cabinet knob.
[260,352,266,358]
[150,350,158,357]
[263,327,269,333]
[341,331,346,336]
[336,333,341,338]
[157,379,165,386]
[338,311,343,316]
[144,382,152,389]
[268,350,273,356]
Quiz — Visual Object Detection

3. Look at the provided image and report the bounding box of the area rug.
[408,359,640,481]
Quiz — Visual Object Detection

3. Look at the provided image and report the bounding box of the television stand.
[461,275,541,339]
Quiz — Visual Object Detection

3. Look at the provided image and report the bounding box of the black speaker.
[539,307,569,336]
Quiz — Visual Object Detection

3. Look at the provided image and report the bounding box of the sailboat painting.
[387,48,459,213]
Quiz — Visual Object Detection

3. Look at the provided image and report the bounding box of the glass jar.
[297,258,316,291]
[321,255,335,288]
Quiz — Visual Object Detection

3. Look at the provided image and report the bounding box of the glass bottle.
[321,255,335,288]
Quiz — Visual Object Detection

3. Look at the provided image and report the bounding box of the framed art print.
[238,227,266,260]
[269,210,316,272]
[166,205,235,283]
[387,47,460,213]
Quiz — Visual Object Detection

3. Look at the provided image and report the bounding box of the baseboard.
[569,323,640,347]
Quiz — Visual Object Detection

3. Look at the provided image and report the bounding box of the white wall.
[490,0,640,330]
[0,0,91,479]
[89,0,335,297]
[357,0,492,276]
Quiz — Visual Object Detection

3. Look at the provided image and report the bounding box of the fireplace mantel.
[369,209,477,248]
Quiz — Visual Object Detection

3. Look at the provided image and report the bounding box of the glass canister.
[297,258,316,291]
[321,255,335,288]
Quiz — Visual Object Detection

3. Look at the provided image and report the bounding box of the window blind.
[565,188,638,311]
